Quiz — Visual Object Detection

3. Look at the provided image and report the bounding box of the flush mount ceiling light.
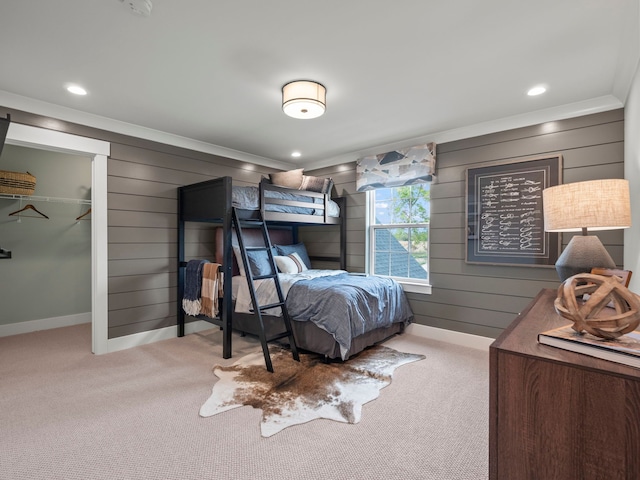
[282,80,326,119]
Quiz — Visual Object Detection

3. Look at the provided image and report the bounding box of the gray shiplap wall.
[3,106,624,341]
[298,165,362,269]
[306,109,625,338]
[1,107,277,339]
[106,145,276,338]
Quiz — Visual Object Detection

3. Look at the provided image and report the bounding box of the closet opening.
[2,123,109,353]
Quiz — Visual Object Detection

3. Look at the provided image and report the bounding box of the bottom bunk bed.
[214,227,413,359]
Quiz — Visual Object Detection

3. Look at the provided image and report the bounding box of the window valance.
[356,142,436,192]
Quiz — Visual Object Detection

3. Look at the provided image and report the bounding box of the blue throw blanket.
[182,259,209,316]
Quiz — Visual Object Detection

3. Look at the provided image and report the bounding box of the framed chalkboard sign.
[466,154,562,267]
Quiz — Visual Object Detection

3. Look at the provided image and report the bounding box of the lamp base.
[555,235,616,282]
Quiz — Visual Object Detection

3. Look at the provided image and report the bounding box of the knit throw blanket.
[182,259,209,316]
[201,263,222,318]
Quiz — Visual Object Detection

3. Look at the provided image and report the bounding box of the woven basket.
[0,170,36,195]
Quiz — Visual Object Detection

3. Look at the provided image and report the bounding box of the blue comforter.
[232,186,340,217]
[285,273,414,359]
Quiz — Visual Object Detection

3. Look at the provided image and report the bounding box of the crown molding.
[311,95,624,170]
[1,91,624,172]
[0,90,292,171]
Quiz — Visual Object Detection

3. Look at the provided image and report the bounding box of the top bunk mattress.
[232,185,340,217]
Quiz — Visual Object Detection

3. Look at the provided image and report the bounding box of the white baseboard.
[107,321,495,354]
[2,314,495,355]
[105,320,214,354]
[406,323,494,351]
[0,312,92,337]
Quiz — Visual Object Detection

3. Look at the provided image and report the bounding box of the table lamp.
[542,179,631,281]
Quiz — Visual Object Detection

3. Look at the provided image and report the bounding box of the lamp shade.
[282,81,326,119]
[542,179,631,281]
[542,179,631,232]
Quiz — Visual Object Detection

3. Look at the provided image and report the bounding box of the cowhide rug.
[199,344,425,437]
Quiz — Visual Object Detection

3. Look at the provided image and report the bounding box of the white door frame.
[5,123,110,354]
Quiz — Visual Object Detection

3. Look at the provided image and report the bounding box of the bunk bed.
[177,175,412,361]
[177,175,346,359]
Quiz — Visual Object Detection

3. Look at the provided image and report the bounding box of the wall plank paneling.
[106,142,270,338]
[299,163,366,271]
[0,106,277,339]
[432,110,624,337]
[3,105,624,341]
[309,109,625,339]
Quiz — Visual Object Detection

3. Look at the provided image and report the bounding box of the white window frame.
[366,188,432,295]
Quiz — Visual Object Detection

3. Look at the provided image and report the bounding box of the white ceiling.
[0,0,638,170]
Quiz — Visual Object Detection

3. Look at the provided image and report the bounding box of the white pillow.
[274,253,308,274]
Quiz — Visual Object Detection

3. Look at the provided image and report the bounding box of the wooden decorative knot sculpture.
[554,273,640,340]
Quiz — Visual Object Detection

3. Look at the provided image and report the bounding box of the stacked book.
[538,325,640,368]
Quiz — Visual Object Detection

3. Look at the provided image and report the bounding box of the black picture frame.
[465,154,562,267]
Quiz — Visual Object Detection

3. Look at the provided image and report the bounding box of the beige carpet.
[0,323,489,480]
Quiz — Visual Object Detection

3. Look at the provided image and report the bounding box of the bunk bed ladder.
[232,207,300,372]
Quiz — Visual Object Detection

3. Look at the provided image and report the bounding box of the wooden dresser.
[489,289,640,480]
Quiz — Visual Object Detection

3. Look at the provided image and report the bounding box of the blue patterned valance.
[356,142,436,192]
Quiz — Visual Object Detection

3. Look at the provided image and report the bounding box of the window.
[368,184,431,292]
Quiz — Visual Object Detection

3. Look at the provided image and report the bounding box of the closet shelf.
[0,193,91,205]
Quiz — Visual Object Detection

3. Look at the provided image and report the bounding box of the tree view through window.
[370,184,430,281]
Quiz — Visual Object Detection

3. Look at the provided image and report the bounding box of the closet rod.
[0,193,91,205]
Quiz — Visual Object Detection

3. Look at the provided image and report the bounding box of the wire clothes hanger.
[75,207,91,221]
[8,203,49,219]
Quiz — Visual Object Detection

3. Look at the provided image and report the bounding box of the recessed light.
[527,86,546,96]
[291,151,301,158]
[67,85,87,96]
